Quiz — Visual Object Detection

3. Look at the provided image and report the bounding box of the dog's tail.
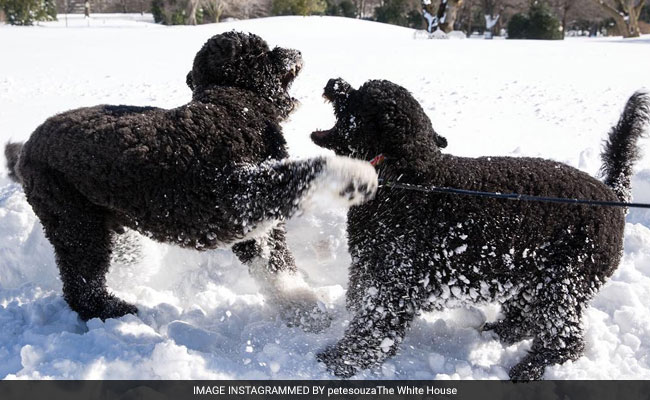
[601,91,650,202]
[5,142,24,184]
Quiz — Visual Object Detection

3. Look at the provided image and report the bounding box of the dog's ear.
[186,71,195,91]
[361,80,445,159]
[190,32,271,89]
[206,33,240,64]
[204,31,269,66]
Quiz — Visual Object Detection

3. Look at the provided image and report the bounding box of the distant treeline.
[2,0,649,38]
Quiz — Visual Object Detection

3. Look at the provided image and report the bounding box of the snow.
[1,14,650,380]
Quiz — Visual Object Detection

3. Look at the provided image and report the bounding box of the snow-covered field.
[1,15,650,380]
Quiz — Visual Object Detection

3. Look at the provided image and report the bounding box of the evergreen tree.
[339,0,356,17]
[375,0,410,26]
[506,1,562,39]
[506,12,529,38]
[1,0,56,25]
[527,1,562,39]
[325,0,356,17]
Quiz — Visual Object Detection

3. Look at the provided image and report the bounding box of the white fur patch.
[306,156,378,209]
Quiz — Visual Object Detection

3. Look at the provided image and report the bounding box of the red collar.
[369,154,385,167]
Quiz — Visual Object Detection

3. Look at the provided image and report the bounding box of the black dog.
[311,78,649,380]
[3,33,377,331]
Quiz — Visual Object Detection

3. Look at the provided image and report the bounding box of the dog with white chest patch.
[3,33,378,332]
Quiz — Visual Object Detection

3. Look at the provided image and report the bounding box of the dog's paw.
[97,296,138,321]
[75,295,138,321]
[313,156,378,207]
[280,301,332,333]
[317,345,358,378]
[508,354,546,381]
[482,320,531,346]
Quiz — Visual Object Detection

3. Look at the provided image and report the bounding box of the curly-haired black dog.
[3,33,377,330]
[311,78,649,380]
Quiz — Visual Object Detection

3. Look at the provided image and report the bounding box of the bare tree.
[354,0,366,17]
[587,0,647,37]
[422,0,464,32]
[456,0,630,37]
[482,0,503,36]
[231,0,271,19]
[549,0,605,35]
[456,0,473,32]
[480,0,527,35]
[182,0,200,24]
[560,0,610,34]
[353,0,380,18]
[202,0,228,22]
[441,0,464,31]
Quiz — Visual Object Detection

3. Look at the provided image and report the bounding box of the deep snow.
[1,15,650,379]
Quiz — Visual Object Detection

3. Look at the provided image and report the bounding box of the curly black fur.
[3,33,378,326]
[312,78,647,380]
[601,91,650,201]
[5,142,22,183]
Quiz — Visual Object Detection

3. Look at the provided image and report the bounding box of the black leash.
[377,179,650,209]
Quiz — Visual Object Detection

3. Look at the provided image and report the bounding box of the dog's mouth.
[311,92,336,147]
[322,90,335,103]
[281,59,303,92]
[311,78,356,149]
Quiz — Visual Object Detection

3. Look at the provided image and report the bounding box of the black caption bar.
[0,380,647,400]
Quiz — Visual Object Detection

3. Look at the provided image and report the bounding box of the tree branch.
[589,0,625,20]
[634,0,647,16]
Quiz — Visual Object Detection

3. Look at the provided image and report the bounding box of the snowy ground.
[1,15,650,380]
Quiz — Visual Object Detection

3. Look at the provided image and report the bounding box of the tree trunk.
[561,3,569,34]
[439,0,464,32]
[357,0,366,18]
[463,0,474,34]
[628,0,644,36]
[589,0,644,38]
[186,0,200,25]
[613,13,641,38]
[422,0,439,32]
[215,1,224,22]
[422,0,464,33]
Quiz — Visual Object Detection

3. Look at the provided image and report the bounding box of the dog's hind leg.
[232,224,331,333]
[508,275,588,380]
[24,168,137,321]
[483,297,535,345]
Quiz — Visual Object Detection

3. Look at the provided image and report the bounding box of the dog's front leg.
[232,224,331,333]
[221,156,376,332]
[317,284,417,377]
[222,157,378,228]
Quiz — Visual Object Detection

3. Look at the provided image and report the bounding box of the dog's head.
[187,31,302,116]
[311,78,447,161]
